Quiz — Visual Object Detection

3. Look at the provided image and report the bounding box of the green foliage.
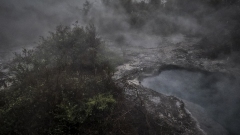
[9,24,113,77]
[0,24,130,134]
[86,94,116,112]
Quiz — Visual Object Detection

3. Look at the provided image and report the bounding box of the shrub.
[0,24,129,134]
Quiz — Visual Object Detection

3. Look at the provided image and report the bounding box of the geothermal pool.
[142,70,240,135]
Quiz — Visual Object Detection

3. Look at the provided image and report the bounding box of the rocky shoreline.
[112,35,237,134]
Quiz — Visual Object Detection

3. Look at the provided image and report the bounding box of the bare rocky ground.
[112,35,236,135]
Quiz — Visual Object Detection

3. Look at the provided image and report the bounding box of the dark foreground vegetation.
[0,25,133,134]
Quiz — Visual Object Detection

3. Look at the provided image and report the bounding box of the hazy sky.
[0,0,85,54]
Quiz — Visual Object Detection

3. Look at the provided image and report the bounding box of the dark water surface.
[142,70,240,135]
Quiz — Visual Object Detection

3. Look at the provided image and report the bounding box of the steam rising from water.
[142,70,240,135]
[1,0,239,61]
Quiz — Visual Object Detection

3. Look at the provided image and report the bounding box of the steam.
[0,0,86,59]
[142,70,240,134]
[1,0,239,60]
[1,0,240,134]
